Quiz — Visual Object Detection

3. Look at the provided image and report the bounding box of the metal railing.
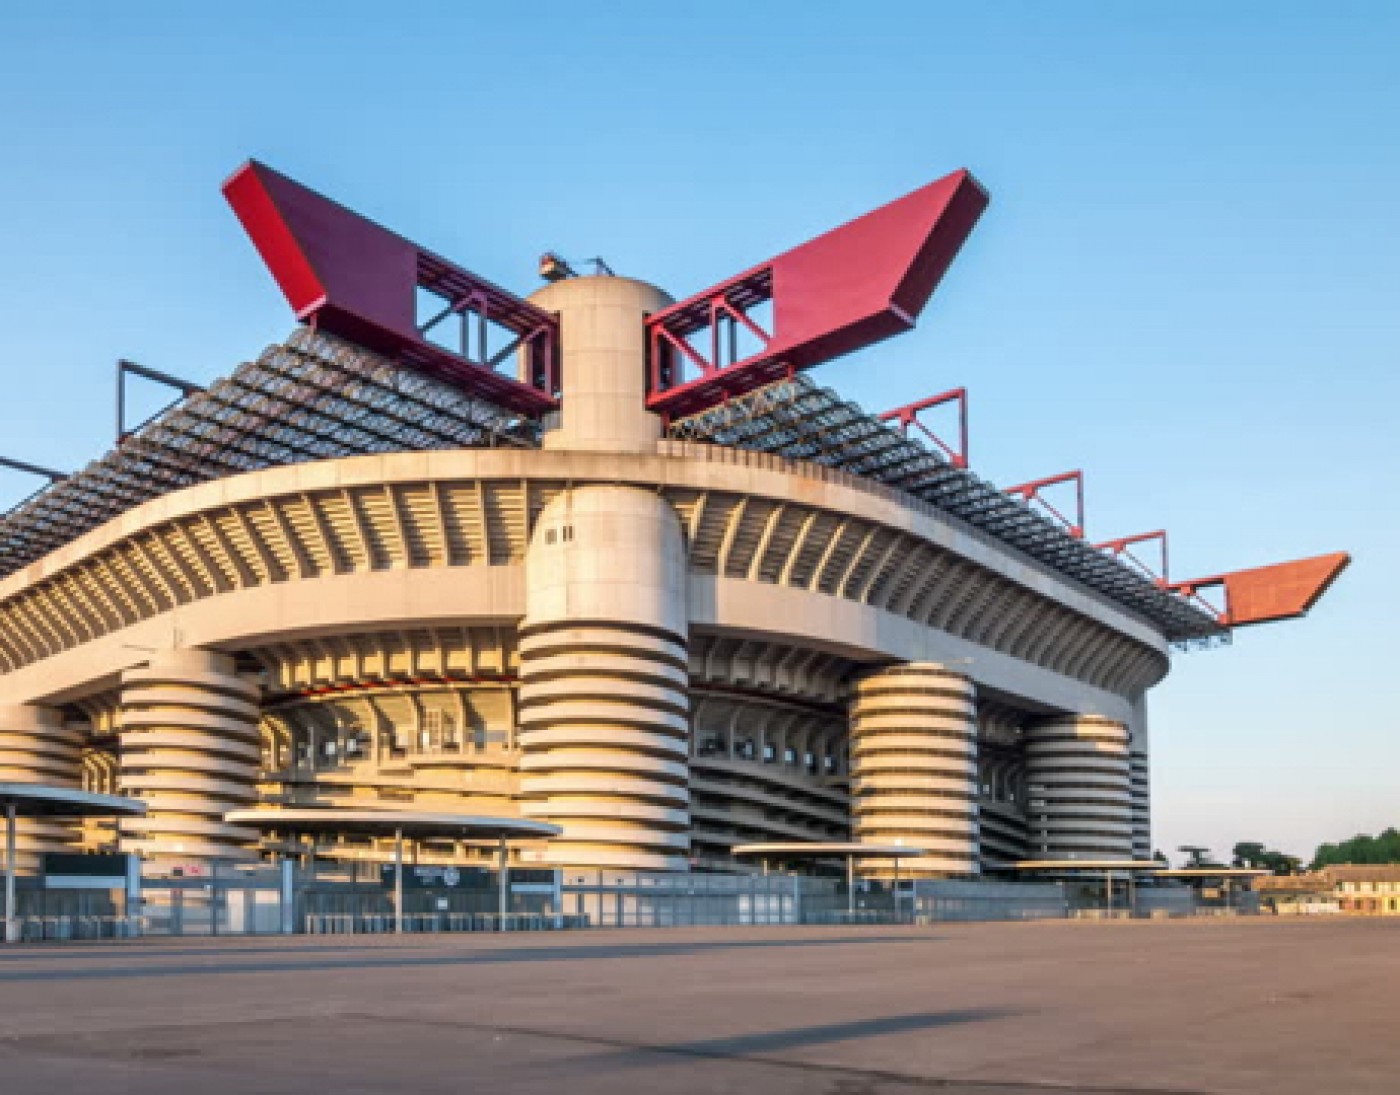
[13,915,143,941]
[304,912,587,935]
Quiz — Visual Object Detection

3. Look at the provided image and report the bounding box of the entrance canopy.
[1153,868,1271,880]
[226,809,561,935]
[0,783,146,819]
[225,809,560,842]
[1005,859,1166,874]
[3,783,147,942]
[732,842,924,860]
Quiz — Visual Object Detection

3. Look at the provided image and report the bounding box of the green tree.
[1231,842,1301,875]
[1310,828,1400,870]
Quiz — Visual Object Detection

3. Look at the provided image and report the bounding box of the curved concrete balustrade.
[849,663,980,876]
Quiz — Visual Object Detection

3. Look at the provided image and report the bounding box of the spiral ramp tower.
[1024,715,1133,860]
[0,704,83,870]
[849,664,980,876]
[118,649,261,862]
[518,486,691,871]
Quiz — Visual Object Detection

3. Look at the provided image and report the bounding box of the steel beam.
[880,388,969,468]
[1169,552,1351,628]
[223,160,559,416]
[646,169,988,418]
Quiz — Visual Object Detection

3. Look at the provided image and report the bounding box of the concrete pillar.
[848,663,979,877]
[0,704,82,872]
[1128,696,1151,861]
[526,275,673,454]
[518,485,691,872]
[119,649,261,863]
[1025,714,1132,861]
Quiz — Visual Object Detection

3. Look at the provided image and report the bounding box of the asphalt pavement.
[0,917,1395,1094]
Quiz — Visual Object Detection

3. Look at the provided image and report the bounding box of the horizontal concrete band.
[0,450,1169,707]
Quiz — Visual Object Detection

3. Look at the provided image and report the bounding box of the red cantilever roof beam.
[646,169,989,419]
[1006,470,1085,540]
[1169,552,1351,628]
[223,160,559,417]
[1096,529,1170,587]
[880,388,969,469]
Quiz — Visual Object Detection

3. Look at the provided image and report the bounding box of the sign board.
[40,853,134,889]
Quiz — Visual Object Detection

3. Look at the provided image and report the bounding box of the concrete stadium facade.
[0,274,1173,878]
[0,162,1345,881]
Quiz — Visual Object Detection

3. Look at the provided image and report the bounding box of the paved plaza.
[0,918,1396,1094]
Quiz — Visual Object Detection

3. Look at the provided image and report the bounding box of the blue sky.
[1,2,1395,863]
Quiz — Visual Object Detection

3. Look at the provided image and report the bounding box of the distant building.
[1254,873,1339,916]
[1329,865,1400,916]
[1256,866,1400,916]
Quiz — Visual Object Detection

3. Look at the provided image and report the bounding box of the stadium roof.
[667,377,1225,643]
[0,330,537,580]
[0,330,1223,642]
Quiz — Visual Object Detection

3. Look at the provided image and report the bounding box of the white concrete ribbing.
[1128,698,1152,860]
[119,649,261,862]
[1024,715,1132,860]
[0,704,82,870]
[978,801,1030,865]
[519,623,690,870]
[1130,748,1151,860]
[849,664,979,876]
[518,485,691,872]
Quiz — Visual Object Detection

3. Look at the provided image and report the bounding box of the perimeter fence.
[2,858,1251,941]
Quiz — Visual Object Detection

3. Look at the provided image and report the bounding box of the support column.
[0,704,83,872]
[848,663,979,877]
[1128,696,1152,861]
[518,485,691,873]
[1025,714,1132,861]
[119,649,261,863]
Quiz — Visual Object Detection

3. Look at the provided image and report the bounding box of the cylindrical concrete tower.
[1025,715,1132,860]
[848,663,980,876]
[0,704,83,871]
[518,485,691,871]
[118,649,261,862]
[526,275,673,453]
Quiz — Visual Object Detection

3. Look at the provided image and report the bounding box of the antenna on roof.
[539,253,614,281]
[0,455,67,483]
[117,359,202,444]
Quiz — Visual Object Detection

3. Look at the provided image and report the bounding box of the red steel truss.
[1096,530,1170,587]
[880,389,969,469]
[1006,471,1085,540]
[645,169,988,419]
[224,161,559,417]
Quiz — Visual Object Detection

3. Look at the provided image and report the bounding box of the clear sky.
[0,2,1395,865]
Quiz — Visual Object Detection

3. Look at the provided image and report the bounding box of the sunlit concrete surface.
[1,919,1397,1095]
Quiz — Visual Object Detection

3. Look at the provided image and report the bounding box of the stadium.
[0,161,1348,881]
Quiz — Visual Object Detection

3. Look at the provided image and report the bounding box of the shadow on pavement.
[0,932,936,984]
